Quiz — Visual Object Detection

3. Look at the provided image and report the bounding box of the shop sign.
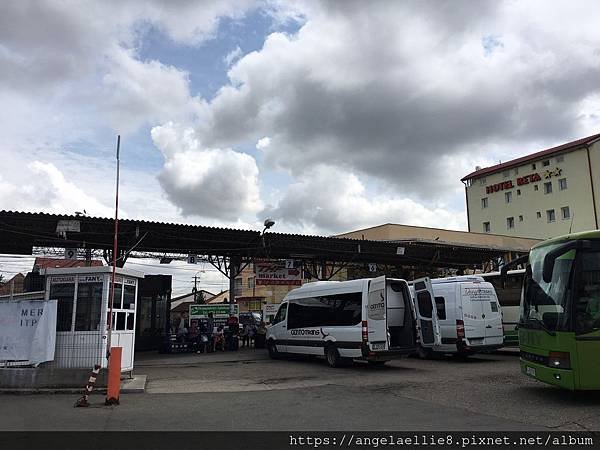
[255,260,302,286]
[49,275,76,284]
[189,304,239,318]
[78,275,103,283]
[486,172,543,194]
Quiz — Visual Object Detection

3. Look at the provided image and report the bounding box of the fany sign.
[0,299,58,365]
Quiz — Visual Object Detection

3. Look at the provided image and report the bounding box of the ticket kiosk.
[44,267,144,371]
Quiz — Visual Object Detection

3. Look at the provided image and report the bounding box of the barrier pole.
[105,346,122,406]
[74,364,101,407]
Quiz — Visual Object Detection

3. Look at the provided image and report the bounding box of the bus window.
[575,251,600,334]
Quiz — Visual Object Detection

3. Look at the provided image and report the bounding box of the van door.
[460,283,490,345]
[270,303,288,352]
[367,276,388,351]
[413,277,442,347]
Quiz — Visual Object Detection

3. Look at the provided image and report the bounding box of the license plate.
[526,366,536,377]
[371,342,386,351]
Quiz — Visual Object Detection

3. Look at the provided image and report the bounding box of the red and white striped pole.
[74,364,101,407]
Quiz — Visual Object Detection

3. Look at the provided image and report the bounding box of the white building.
[462,133,600,239]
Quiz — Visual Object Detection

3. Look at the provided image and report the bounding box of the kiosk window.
[112,284,123,309]
[75,282,103,331]
[123,285,136,309]
[126,313,135,330]
[50,283,75,331]
[116,312,126,330]
[434,296,446,320]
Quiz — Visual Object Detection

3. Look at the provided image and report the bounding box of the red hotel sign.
[486,173,542,194]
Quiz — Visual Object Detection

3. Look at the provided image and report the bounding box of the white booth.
[44,267,144,371]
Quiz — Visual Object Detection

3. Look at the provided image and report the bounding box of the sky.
[2,1,600,294]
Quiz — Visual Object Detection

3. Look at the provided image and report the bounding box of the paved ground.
[1,348,599,431]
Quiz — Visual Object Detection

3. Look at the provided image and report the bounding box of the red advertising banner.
[255,260,302,286]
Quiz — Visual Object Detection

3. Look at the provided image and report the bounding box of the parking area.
[1,349,599,431]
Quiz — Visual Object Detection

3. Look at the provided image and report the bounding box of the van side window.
[416,292,433,318]
[272,303,287,325]
[287,292,362,329]
[434,296,446,320]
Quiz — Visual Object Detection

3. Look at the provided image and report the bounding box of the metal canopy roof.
[0,211,511,268]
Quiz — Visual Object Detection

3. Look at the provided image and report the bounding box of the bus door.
[367,276,388,351]
[413,277,442,347]
[574,253,600,389]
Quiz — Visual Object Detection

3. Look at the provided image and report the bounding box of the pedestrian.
[206,312,215,352]
[255,321,267,349]
[240,323,249,347]
[226,313,240,351]
[248,323,257,347]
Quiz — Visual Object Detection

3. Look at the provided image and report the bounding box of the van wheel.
[417,346,433,359]
[325,344,348,368]
[267,341,280,359]
[368,360,386,367]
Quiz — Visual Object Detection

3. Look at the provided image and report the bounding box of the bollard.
[105,346,122,406]
[74,364,101,407]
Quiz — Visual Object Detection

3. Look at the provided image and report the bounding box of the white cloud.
[263,165,465,235]
[224,45,243,67]
[152,123,262,220]
[256,136,271,150]
[0,161,113,217]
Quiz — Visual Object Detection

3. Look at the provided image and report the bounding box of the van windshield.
[521,243,575,333]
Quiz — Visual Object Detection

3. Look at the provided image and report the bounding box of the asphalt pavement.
[1,348,599,431]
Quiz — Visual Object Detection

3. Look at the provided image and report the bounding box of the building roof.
[461,133,600,181]
[337,223,540,253]
[34,257,103,269]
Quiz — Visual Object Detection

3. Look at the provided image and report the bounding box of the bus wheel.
[267,341,280,359]
[325,344,346,368]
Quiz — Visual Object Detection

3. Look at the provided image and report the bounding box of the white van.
[266,276,441,367]
[411,276,504,357]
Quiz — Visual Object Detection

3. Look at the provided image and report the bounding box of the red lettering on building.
[487,174,539,193]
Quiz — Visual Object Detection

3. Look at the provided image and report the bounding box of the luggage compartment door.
[367,276,388,351]
[413,277,442,347]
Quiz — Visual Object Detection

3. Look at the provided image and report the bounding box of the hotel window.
[481,197,488,209]
[532,163,536,170]
[519,215,524,222]
[543,160,550,166]
[517,189,521,196]
[507,217,515,229]
[483,222,491,233]
[505,191,512,203]
[534,185,539,191]
[503,170,510,178]
[514,168,519,175]
[556,155,564,163]
[561,206,571,220]
[537,211,542,219]
[559,178,567,190]
[547,209,556,222]
[544,182,552,194]
[479,177,486,185]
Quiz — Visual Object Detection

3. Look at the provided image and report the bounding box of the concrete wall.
[0,367,107,389]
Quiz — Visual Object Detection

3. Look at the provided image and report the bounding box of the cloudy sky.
[2,1,600,293]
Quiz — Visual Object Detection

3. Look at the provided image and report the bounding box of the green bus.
[519,230,600,390]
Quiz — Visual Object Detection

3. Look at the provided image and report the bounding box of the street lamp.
[261,218,275,250]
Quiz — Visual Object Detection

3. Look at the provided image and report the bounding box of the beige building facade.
[462,133,600,239]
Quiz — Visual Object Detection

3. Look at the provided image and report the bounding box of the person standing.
[206,312,215,353]
[226,313,240,351]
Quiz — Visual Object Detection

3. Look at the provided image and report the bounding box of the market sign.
[255,260,302,286]
[189,304,239,318]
